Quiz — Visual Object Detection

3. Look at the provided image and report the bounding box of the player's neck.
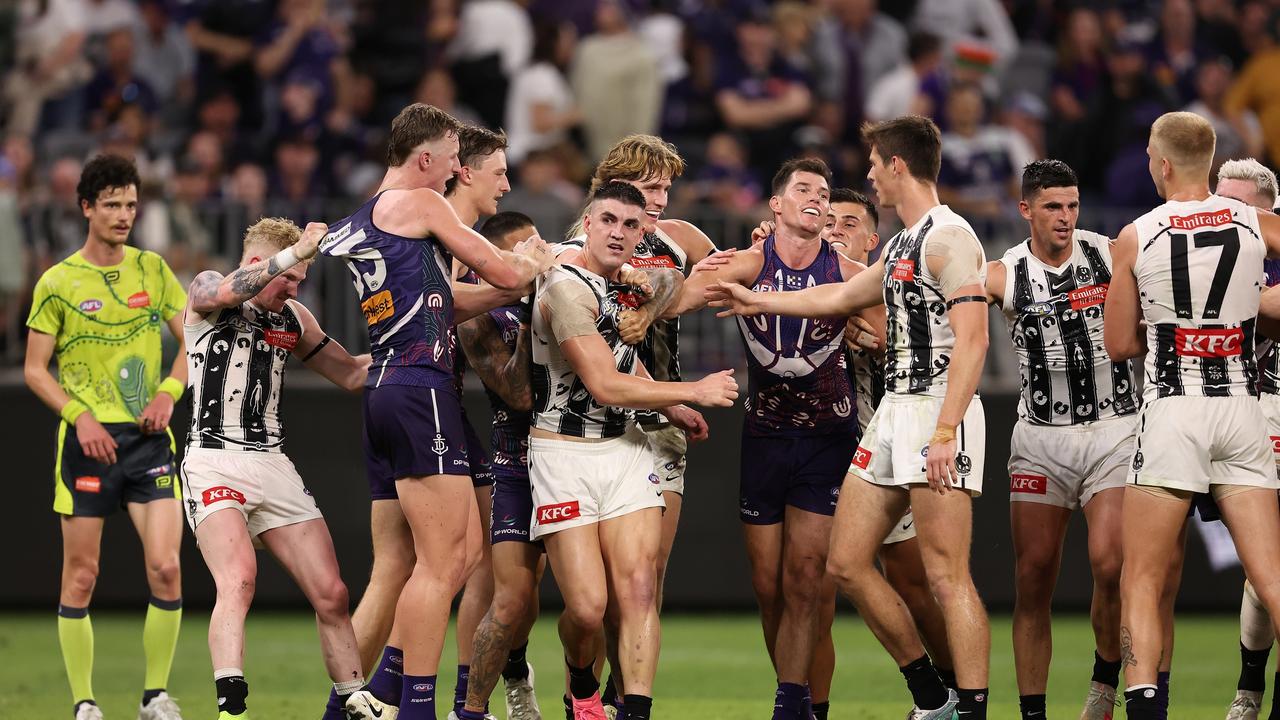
[773,224,821,269]
[893,181,942,230]
[1028,234,1072,267]
[573,249,621,282]
[377,166,426,195]
[446,192,480,227]
[80,234,126,266]
[1163,180,1212,203]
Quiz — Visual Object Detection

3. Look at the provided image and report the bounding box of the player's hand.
[618,308,652,345]
[618,267,653,299]
[689,369,738,407]
[514,233,556,273]
[691,248,737,274]
[76,413,118,465]
[295,221,328,261]
[845,315,882,353]
[138,392,175,435]
[663,404,709,443]
[750,220,775,246]
[924,436,959,493]
[706,281,763,318]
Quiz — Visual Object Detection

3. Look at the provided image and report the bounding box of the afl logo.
[79,299,103,313]
[1024,301,1054,317]
[412,683,434,692]
[432,433,448,456]
[427,293,445,309]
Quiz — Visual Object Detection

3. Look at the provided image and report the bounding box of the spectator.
[773,2,842,103]
[910,0,1018,69]
[1000,91,1049,161]
[830,0,907,99]
[1195,0,1247,68]
[97,105,171,190]
[182,0,275,131]
[865,31,942,123]
[498,148,580,240]
[714,11,812,181]
[83,29,158,133]
[1185,57,1264,173]
[269,134,329,220]
[185,130,226,192]
[132,0,195,113]
[1050,7,1107,124]
[0,148,27,362]
[194,90,256,168]
[136,155,216,284]
[938,83,1035,222]
[414,67,483,128]
[79,0,141,65]
[255,0,348,137]
[681,131,763,214]
[570,0,662,162]
[505,20,582,167]
[29,156,84,268]
[3,0,91,137]
[226,162,269,226]
[1226,16,1280,168]
[1147,0,1205,105]
[446,0,534,128]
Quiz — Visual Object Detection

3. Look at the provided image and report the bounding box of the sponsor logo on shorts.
[500,513,517,526]
[432,433,448,456]
[1170,208,1232,230]
[1272,435,1280,455]
[155,475,172,489]
[186,498,198,519]
[263,330,299,350]
[891,259,915,282]
[79,299,103,313]
[648,473,660,485]
[536,500,580,524]
[1010,473,1047,494]
[1068,284,1108,310]
[1174,327,1243,358]
[1132,450,1144,472]
[75,476,101,493]
[956,452,972,475]
[126,291,150,309]
[830,486,841,498]
[202,485,246,506]
[852,446,872,469]
[145,463,172,477]
[361,290,395,325]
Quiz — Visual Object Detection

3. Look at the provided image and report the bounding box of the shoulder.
[657,218,716,258]
[836,253,868,280]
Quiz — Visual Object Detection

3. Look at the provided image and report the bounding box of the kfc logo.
[891,259,915,282]
[202,486,247,506]
[1068,285,1108,310]
[536,500,581,524]
[1271,436,1280,455]
[75,476,101,493]
[263,330,299,350]
[1010,473,1048,495]
[1174,327,1244,358]
[852,446,872,469]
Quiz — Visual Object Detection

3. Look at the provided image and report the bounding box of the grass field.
[0,611,1257,719]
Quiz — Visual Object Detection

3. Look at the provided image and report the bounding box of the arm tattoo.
[1120,625,1137,667]
[465,609,516,709]
[458,315,533,411]
[189,270,225,309]
[210,252,292,309]
[641,267,683,321]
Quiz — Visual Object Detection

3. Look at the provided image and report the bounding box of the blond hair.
[242,217,302,260]
[1217,157,1278,207]
[568,135,686,238]
[1150,111,1216,171]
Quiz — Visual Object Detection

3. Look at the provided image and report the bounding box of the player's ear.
[1018,199,1032,221]
[768,194,781,216]
[419,149,432,172]
[80,198,92,218]
[865,233,880,252]
[459,165,474,185]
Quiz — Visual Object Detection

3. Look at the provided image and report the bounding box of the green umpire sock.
[143,596,183,693]
[58,605,95,704]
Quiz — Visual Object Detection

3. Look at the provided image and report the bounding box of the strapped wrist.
[158,376,185,402]
[60,400,89,426]
[929,423,957,445]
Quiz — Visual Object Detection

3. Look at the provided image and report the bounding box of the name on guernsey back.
[1170,208,1233,230]
[1068,284,1108,310]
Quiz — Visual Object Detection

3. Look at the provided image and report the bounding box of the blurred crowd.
[2,0,1280,364]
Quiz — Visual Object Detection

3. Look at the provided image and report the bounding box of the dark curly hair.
[1021,159,1079,200]
[76,154,141,208]
[830,187,879,229]
[589,180,646,211]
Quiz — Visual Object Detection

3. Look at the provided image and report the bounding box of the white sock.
[335,677,365,696]
[1241,582,1276,651]
[214,667,244,680]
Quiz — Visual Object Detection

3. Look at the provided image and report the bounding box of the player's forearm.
[454,282,525,324]
[586,371,694,410]
[189,249,306,313]
[640,268,683,321]
[936,329,987,428]
[757,281,859,318]
[498,327,533,411]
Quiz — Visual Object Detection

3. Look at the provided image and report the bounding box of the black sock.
[1156,671,1170,719]
[812,700,830,720]
[503,643,530,683]
[563,694,573,720]
[603,672,620,706]
[1125,685,1160,720]
[899,655,948,711]
[142,689,164,706]
[937,667,957,692]
[622,694,652,720]
[1271,672,1280,720]
[216,675,249,716]
[958,688,988,720]
[1093,651,1122,689]
[566,659,599,701]
[1241,643,1271,692]
[1019,694,1046,719]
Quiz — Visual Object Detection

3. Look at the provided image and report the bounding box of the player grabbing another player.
[707,116,991,720]
[986,159,1139,720]
[1103,112,1280,720]
[1211,158,1280,720]
[324,103,553,720]
[181,219,369,720]
[25,154,188,720]
[532,181,736,720]
[456,212,544,720]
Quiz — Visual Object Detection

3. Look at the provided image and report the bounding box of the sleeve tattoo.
[640,267,683,321]
[192,253,293,310]
[458,315,533,411]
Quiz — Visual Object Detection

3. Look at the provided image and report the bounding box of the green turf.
[0,611,1255,719]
